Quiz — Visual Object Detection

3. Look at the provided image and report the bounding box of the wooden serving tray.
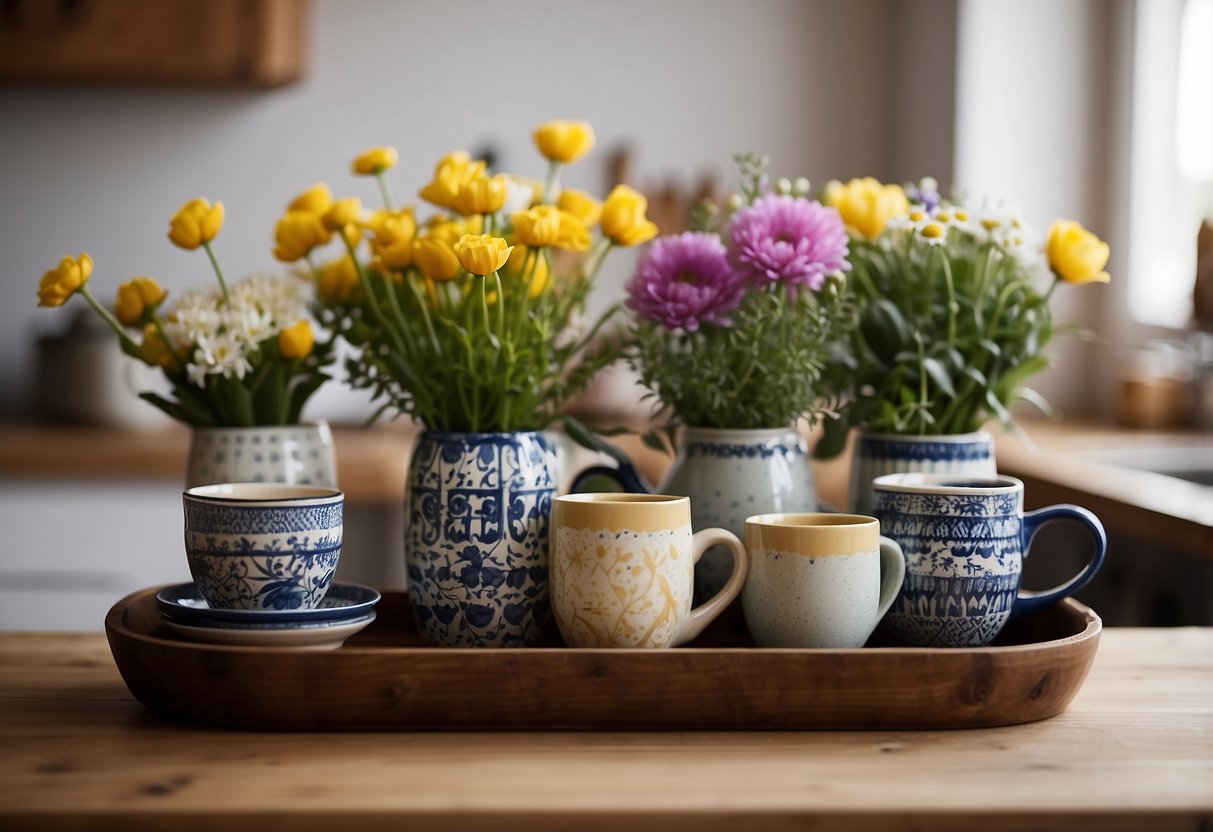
[106,588,1101,731]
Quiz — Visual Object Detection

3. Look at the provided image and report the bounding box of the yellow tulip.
[139,323,175,369]
[369,209,418,270]
[454,173,509,216]
[322,197,363,232]
[419,152,487,211]
[454,234,513,276]
[167,198,225,250]
[351,146,398,176]
[558,188,602,225]
[533,120,596,164]
[822,178,908,239]
[278,320,315,359]
[36,252,93,307]
[503,245,550,299]
[1047,220,1111,284]
[114,276,167,327]
[315,257,362,305]
[414,236,462,282]
[600,185,659,247]
[512,205,563,248]
[555,211,591,251]
[288,183,334,215]
[273,210,332,262]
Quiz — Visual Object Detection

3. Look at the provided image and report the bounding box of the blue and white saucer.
[161,611,376,650]
[156,582,380,626]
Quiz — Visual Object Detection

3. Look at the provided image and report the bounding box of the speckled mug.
[743,513,905,648]
[551,494,748,649]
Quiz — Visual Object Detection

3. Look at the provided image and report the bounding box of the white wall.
[0,0,907,420]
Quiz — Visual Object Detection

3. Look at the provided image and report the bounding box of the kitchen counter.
[0,627,1210,830]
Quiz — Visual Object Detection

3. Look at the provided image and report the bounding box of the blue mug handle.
[569,462,655,494]
[1011,504,1107,621]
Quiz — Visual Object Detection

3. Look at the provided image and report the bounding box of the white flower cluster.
[161,274,312,388]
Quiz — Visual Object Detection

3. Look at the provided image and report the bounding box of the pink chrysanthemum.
[625,232,746,331]
[728,194,850,290]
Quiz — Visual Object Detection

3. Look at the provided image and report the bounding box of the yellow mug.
[552,493,748,648]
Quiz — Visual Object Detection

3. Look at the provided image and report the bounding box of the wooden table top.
[1,628,1210,831]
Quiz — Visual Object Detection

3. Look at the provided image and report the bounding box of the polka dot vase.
[661,426,817,603]
[185,421,338,489]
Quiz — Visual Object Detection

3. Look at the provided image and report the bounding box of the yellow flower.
[322,197,363,232]
[503,245,550,299]
[419,152,487,210]
[533,120,596,164]
[822,178,908,239]
[138,323,175,369]
[315,257,362,305]
[273,210,332,262]
[1047,220,1111,285]
[167,198,225,250]
[114,276,167,326]
[413,236,462,282]
[36,253,93,307]
[600,185,659,247]
[351,146,398,176]
[555,211,591,251]
[369,209,418,270]
[278,320,315,359]
[454,234,513,276]
[512,205,563,247]
[454,173,509,216]
[559,188,602,225]
[288,183,334,215]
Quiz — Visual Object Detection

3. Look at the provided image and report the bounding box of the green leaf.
[814,416,849,460]
[559,414,633,466]
[138,392,187,423]
[985,389,1013,426]
[641,430,669,454]
[921,357,956,398]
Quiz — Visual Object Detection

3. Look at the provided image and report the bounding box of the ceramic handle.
[875,535,906,621]
[675,528,749,647]
[1011,504,1108,621]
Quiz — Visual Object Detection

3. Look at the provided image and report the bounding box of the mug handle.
[1011,504,1108,621]
[673,528,749,647]
[876,535,906,621]
[569,463,654,495]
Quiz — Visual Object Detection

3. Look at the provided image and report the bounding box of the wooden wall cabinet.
[0,0,308,87]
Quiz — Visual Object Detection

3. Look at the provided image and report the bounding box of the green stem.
[375,172,397,212]
[542,161,561,204]
[492,270,505,337]
[1044,277,1060,303]
[202,242,230,305]
[405,275,442,356]
[939,247,957,347]
[78,285,140,354]
[343,236,407,357]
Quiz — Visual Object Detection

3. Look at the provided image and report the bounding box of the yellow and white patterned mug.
[552,493,749,648]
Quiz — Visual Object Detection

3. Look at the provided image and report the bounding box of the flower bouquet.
[626,153,853,439]
[36,199,333,429]
[277,120,655,647]
[816,176,1111,513]
[817,176,1112,456]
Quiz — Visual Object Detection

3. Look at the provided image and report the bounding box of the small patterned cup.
[551,493,748,648]
[743,513,905,648]
[183,483,344,611]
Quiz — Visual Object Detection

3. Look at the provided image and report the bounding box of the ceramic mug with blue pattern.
[872,474,1106,647]
[183,483,343,611]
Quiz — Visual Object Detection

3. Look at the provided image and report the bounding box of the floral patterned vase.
[405,431,556,647]
[848,430,996,516]
[185,420,338,488]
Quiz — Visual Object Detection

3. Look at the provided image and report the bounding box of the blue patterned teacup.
[872,474,1106,647]
[183,483,344,611]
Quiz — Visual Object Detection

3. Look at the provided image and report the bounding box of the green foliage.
[324,259,619,433]
[817,231,1055,457]
[630,283,854,432]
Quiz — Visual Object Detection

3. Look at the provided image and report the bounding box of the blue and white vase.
[848,430,995,516]
[186,421,338,489]
[664,427,816,602]
[404,431,556,647]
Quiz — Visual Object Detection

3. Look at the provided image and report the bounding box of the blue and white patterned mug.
[183,483,343,611]
[872,474,1106,647]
